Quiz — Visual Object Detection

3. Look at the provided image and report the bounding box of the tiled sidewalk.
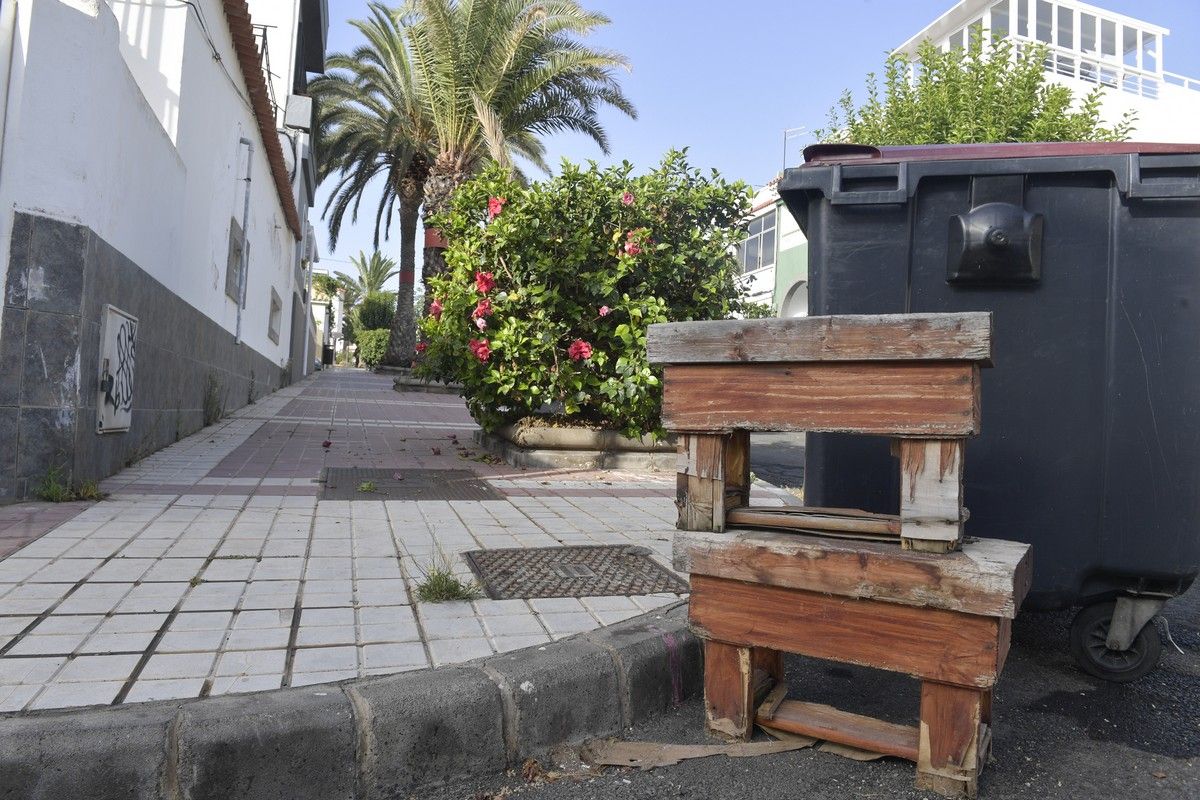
[0,370,761,712]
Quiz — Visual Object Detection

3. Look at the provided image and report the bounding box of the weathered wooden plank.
[689,575,1006,687]
[917,683,990,798]
[661,362,981,435]
[647,313,992,365]
[761,700,920,762]
[674,528,1031,619]
[900,439,965,548]
[726,506,901,536]
[724,430,751,512]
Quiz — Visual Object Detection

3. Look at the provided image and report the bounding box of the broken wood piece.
[899,439,965,549]
[726,506,901,536]
[580,737,815,771]
[760,699,919,762]
[756,681,789,722]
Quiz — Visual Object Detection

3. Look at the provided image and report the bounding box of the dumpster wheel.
[1069,601,1162,683]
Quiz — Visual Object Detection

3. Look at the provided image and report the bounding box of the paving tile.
[223,627,291,650]
[529,597,587,614]
[427,637,493,666]
[215,649,286,676]
[28,559,102,583]
[491,634,552,653]
[415,600,476,620]
[298,607,355,628]
[159,629,228,652]
[94,613,169,634]
[481,613,546,637]
[168,611,233,631]
[357,605,416,627]
[233,608,294,629]
[360,643,427,670]
[210,674,282,695]
[0,616,36,636]
[0,656,66,685]
[539,612,600,637]
[139,652,217,680]
[420,615,485,640]
[55,654,141,683]
[292,645,357,673]
[30,681,124,709]
[7,632,91,656]
[77,631,158,654]
[473,599,533,616]
[290,669,356,687]
[0,684,41,712]
[28,614,104,635]
[124,678,205,703]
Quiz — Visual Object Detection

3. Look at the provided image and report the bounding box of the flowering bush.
[417,150,752,438]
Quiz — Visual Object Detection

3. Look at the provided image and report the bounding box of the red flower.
[598,305,611,317]
[623,229,643,257]
[429,298,444,321]
[620,191,635,206]
[475,271,496,294]
[487,196,507,221]
[469,338,491,362]
[415,342,427,353]
[472,298,492,319]
[568,339,593,361]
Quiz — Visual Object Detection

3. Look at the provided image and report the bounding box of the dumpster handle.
[829,163,909,205]
[1127,153,1200,199]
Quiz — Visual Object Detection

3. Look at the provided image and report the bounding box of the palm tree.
[310,2,434,368]
[401,0,637,290]
[336,251,400,300]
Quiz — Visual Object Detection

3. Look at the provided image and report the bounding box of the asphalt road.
[429,583,1198,800]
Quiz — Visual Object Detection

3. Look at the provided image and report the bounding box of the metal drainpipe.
[234,137,254,343]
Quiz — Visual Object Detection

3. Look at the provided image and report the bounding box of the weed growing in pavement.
[415,558,482,603]
[34,468,108,502]
[357,480,377,493]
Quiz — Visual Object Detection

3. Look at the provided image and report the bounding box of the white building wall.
[0,0,300,369]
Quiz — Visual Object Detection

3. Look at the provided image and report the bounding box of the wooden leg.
[677,433,729,532]
[702,640,779,741]
[724,430,751,513]
[916,682,989,799]
[899,439,964,553]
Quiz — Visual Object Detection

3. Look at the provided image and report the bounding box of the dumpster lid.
[802,141,1200,166]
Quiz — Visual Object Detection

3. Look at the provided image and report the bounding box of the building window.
[225,218,245,305]
[1142,32,1157,72]
[1081,13,1097,53]
[268,288,283,344]
[1035,0,1052,43]
[1057,7,1073,49]
[991,2,1009,39]
[1123,26,1139,68]
[1017,0,1028,37]
[1101,19,1116,58]
[738,209,776,274]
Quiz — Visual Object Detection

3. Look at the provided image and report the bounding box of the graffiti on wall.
[98,305,138,433]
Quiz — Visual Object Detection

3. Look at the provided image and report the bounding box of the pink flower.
[468,339,491,362]
[472,298,492,319]
[474,316,487,330]
[475,271,496,294]
[624,240,641,257]
[568,339,593,362]
[599,306,611,317]
[429,298,443,321]
[415,342,427,353]
[621,191,635,206]
[487,196,506,221]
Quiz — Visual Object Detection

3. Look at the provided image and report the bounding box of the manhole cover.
[463,545,689,599]
[320,468,502,501]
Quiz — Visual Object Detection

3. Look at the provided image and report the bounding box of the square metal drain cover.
[320,468,502,501]
[463,545,689,599]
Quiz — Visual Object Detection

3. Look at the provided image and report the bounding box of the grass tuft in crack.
[357,480,377,493]
[415,559,482,603]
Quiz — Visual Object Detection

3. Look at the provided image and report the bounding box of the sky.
[314,0,1200,284]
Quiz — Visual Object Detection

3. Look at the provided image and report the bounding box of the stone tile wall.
[0,211,285,500]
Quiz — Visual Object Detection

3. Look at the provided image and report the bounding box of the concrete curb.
[0,603,700,800]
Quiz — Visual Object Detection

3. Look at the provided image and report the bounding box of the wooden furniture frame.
[649,313,1032,798]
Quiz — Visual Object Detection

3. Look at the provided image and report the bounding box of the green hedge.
[356,328,391,369]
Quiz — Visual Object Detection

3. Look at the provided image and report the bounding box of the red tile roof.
[221,0,303,240]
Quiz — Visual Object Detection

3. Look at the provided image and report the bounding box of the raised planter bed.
[476,418,676,471]
[383,366,464,395]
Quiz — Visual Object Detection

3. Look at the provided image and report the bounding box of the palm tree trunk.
[384,161,427,367]
[421,151,472,308]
